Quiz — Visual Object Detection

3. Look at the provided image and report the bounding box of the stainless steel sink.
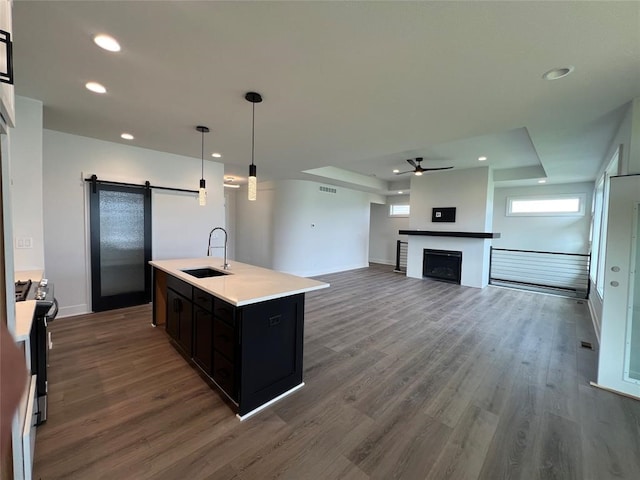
[181,268,229,278]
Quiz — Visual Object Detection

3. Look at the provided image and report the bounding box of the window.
[389,204,410,217]
[506,194,586,216]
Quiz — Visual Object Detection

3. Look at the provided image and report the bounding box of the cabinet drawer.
[167,275,192,300]
[193,288,213,312]
[214,299,235,326]
[213,318,235,360]
[213,351,236,399]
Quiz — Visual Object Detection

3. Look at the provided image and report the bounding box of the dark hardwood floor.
[33,264,640,479]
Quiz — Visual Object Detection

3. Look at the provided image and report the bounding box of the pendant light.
[196,125,209,206]
[245,92,262,201]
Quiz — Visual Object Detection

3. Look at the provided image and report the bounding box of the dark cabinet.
[167,288,193,355]
[193,306,214,375]
[157,269,305,417]
[239,294,304,415]
[213,350,235,397]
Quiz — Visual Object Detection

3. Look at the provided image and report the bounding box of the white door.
[598,174,640,398]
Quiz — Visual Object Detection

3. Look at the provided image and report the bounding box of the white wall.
[10,97,44,271]
[235,181,276,269]
[406,167,494,288]
[409,166,492,231]
[236,179,374,277]
[492,182,594,254]
[43,130,225,317]
[369,195,409,265]
[224,188,237,260]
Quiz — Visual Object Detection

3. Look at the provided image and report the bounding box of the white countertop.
[14,270,44,342]
[150,257,329,306]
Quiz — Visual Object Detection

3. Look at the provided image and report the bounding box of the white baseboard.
[587,296,601,345]
[56,304,89,319]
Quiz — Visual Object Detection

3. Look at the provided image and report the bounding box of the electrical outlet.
[15,237,33,249]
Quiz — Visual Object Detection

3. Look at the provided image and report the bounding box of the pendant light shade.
[245,92,262,201]
[196,125,209,206]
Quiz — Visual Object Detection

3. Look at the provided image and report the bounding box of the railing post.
[395,240,401,272]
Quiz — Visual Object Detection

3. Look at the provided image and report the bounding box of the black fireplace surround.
[423,249,462,284]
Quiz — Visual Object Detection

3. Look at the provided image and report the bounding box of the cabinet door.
[167,288,193,355]
[239,294,304,415]
[166,289,180,340]
[213,317,235,361]
[193,306,213,375]
[213,351,236,400]
[177,297,193,355]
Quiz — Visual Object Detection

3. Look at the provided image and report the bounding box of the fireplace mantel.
[399,230,500,239]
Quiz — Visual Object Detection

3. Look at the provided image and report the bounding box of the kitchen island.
[150,257,329,419]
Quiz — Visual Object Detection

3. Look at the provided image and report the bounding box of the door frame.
[89,181,152,312]
[597,174,640,398]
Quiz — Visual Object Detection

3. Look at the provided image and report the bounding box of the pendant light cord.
[251,102,255,167]
[201,130,204,179]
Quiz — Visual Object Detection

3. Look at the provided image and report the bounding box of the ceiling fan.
[396,157,453,176]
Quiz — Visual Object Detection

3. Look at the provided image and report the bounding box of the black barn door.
[90,182,151,312]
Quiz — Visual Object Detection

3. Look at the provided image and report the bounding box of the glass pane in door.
[99,190,145,296]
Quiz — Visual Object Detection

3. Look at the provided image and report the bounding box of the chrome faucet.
[207,227,230,270]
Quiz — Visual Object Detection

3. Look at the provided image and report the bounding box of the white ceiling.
[12,1,640,195]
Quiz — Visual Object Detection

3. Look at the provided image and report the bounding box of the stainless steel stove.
[15,278,58,424]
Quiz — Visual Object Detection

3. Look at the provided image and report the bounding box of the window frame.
[505,193,587,217]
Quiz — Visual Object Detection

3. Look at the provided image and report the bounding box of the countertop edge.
[150,259,330,306]
[15,301,36,342]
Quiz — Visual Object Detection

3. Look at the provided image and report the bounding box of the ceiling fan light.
[414,171,423,176]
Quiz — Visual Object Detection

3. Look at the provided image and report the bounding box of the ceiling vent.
[319,186,337,194]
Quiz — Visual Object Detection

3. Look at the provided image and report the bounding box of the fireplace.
[423,249,462,284]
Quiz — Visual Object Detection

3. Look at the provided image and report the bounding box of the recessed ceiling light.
[121,133,134,140]
[392,169,399,173]
[223,183,240,189]
[398,191,403,194]
[478,156,487,161]
[85,81,107,94]
[538,179,547,184]
[93,34,121,52]
[211,153,222,158]
[542,66,574,81]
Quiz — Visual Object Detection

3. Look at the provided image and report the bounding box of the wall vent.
[319,186,337,194]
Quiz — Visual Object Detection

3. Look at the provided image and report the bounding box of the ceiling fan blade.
[395,170,415,175]
[406,159,417,168]
[423,166,454,171]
